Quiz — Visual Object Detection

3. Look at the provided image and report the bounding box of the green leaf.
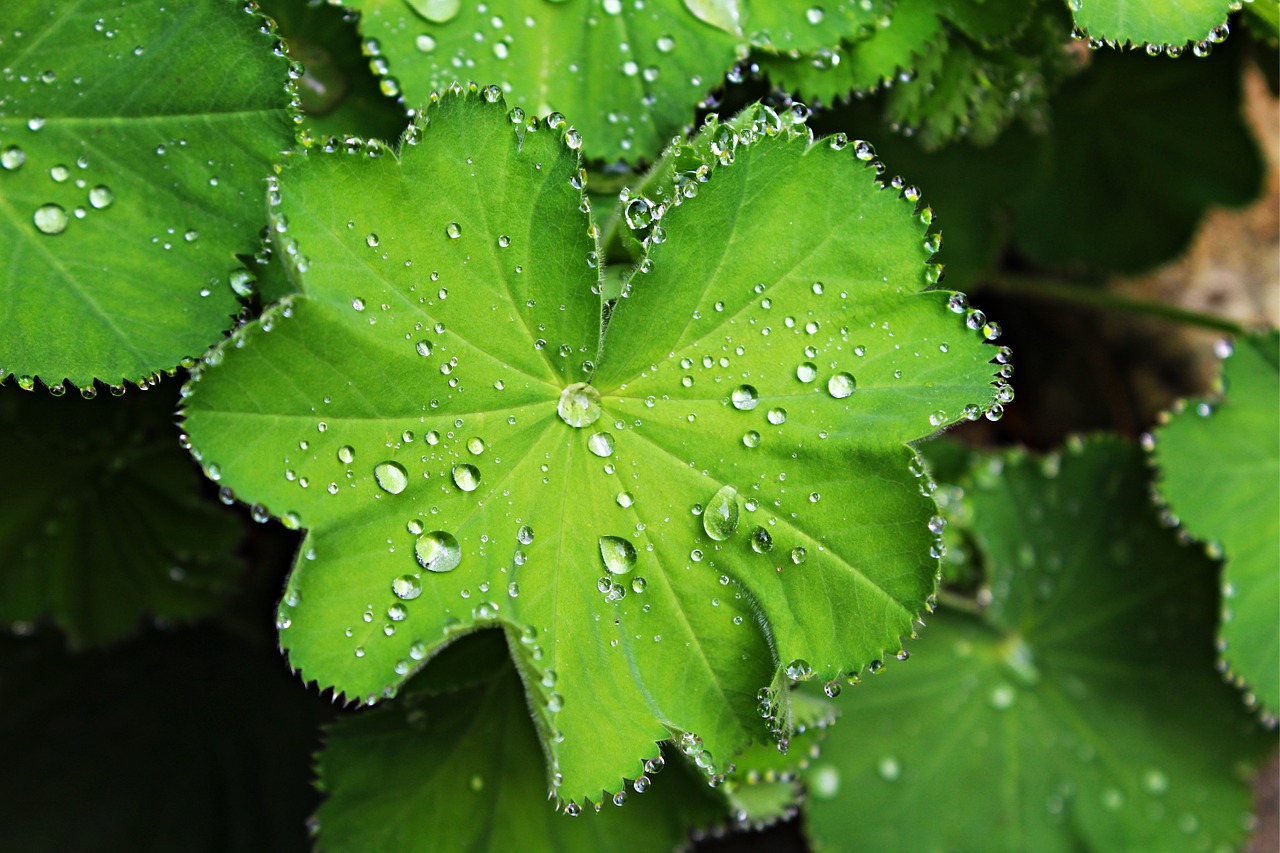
[1012,39,1264,274]
[259,0,409,142]
[803,437,1274,853]
[0,628,319,853]
[0,384,245,647]
[337,0,889,163]
[313,631,726,852]
[1067,0,1233,49]
[1154,332,1280,717]
[0,0,295,389]
[180,87,1005,806]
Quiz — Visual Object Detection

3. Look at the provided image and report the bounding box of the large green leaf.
[0,384,245,647]
[180,86,1004,807]
[0,0,294,389]
[1154,332,1280,717]
[338,0,888,163]
[1067,0,1233,49]
[314,630,726,852]
[803,437,1275,853]
[0,628,319,853]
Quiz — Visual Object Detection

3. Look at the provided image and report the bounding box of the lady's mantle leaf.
[803,438,1274,853]
[313,631,725,852]
[339,0,889,163]
[0,385,245,648]
[1068,0,1234,50]
[180,86,1004,806]
[0,0,294,390]
[1154,332,1280,717]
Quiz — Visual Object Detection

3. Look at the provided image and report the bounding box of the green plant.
[1,1,1276,851]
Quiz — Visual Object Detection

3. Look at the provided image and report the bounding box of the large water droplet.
[405,0,460,23]
[557,382,602,428]
[599,536,637,574]
[703,485,739,541]
[374,461,409,494]
[682,0,742,36]
[32,203,68,235]
[452,463,480,492]
[730,384,759,411]
[1,145,25,170]
[415,530,461,572]
[88,185,114,209]
[827,372,856,398]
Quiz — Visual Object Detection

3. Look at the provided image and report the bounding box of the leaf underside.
[1155,332,1280,716]
[0,0,294,389]
[180,86,1002,806]
[803,437,1275,853]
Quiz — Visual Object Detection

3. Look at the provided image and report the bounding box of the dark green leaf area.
[180,88,1003,806]
[259,0,409,141]
[0,628,319,853]
[1155,332,1280,716]
[313,631,726,853]
[0,0,294,387]
[0,384,244,647]
[803,437,1275,853]
[1012,38,1264,274]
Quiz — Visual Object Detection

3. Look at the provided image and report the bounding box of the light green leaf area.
[803,437,1274,853]
[0,1,295,389]
[314,631,725,853]
[0,386,244,648]
[340,0,889,163]
[1155,332,1280,716]
[180,87,1004,806]
[1068,0,1232,47]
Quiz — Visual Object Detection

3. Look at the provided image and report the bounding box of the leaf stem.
[935,588,985,617]
[980,274,1249,336]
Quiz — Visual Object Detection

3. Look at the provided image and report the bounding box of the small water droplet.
[392,574,422,600]
[374,461,409,494]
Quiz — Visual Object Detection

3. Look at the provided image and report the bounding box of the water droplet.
[337,445,355,464]
[374,461,408,494]
[466,436,485,455]
[1,145,24,170]
[87,185,114,209]
[588,431,615,457]
[415,530,461,572]
[599,536,637,574]
[988,683,1016,710]
[445,221,462,239]
[749,526,773,553]
[616,491,634,507]
[876,755,901,781]
[415,339,433,357]
[730,384,759,411]
[796,362,817,383]
[557,382,603,428]
[406,0,460,23]
[742,430,761,448]
[790,547,806,565]
[785,659,813,681]
[703,485,739,541]
[624,197,654,230]
[392,574,422,600]
[766,407,787,425]
[827,372,856,398]
[32,203,68,235]
[451,463,480,492]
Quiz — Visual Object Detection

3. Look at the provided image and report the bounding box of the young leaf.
[0,0,295,390]
[180,86,1005,806]
[0,629,319,853]
[1154,332,1280,716]
[335,0,889,163]
[1067,0,1233,51]
[0,385,245,648]
[802,437,1275,853]
[313,632,726,852]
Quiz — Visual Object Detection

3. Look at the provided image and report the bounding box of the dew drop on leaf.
[451,463,480,492]
[88,185,114,209]
[405,0,460,24]
[557,382,603,428]
[374,461,408,494]
[33,203,68,235]
[796,362,817,383]
[587,431,615,457]
[749,526,773,553]
[414,530,461,573]
[730,384,759,411]
[703,485,739,541]
[598,535,637,574]
[827,372,856,398]
[337,445,355,464]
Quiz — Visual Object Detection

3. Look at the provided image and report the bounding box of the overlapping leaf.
[803,437,1275,852]
[180,86,1004,806]
[1067,0,1234,50]
[338,0,890,163]
[0,385,245,647]
[1154,332,1280,716]
[313,631,726,852]
[0,0,295,389]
